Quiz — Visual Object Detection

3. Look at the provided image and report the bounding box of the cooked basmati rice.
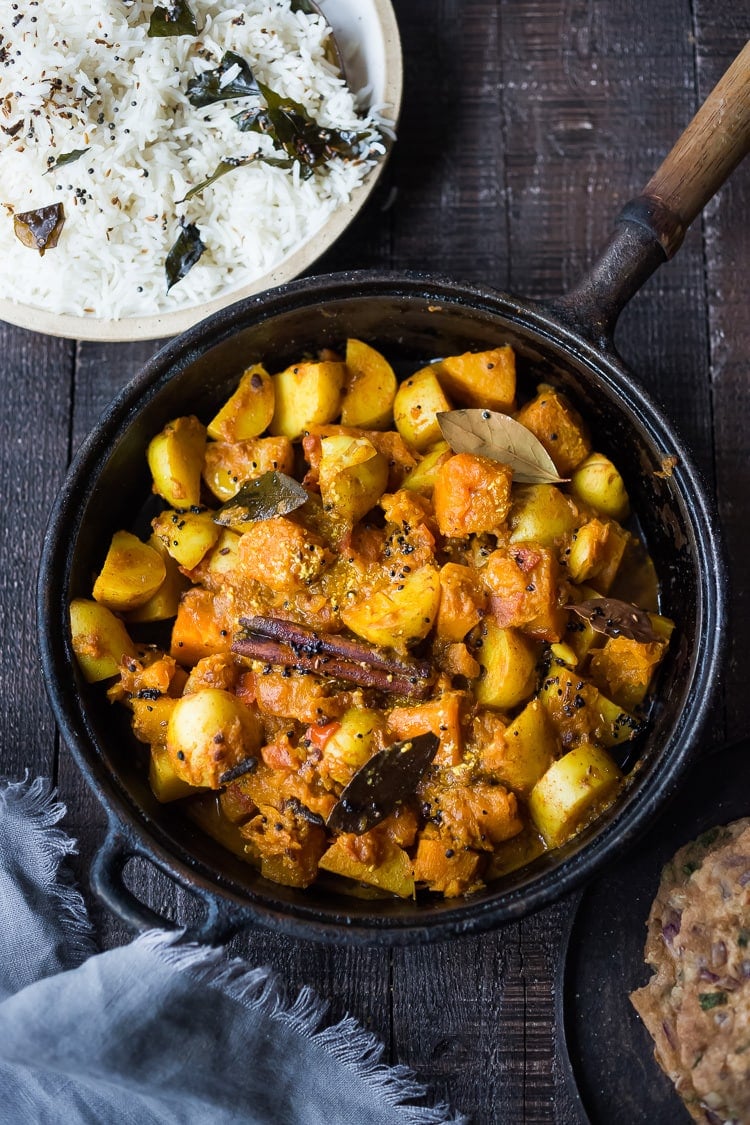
[0,1,385,319]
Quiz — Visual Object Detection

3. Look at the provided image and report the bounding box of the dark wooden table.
[2,2,748,1122]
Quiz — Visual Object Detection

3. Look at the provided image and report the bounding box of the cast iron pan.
[38,46,749,944]
[559,736,750,1124]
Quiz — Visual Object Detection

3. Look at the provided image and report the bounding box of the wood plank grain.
[691,7,750,742]
[0,323,73,779]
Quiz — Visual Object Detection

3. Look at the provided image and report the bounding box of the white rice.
[0,0,386,318]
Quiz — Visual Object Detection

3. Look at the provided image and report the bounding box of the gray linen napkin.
[0,777,467,1125]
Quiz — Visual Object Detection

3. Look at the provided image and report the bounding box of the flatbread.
[631,819,750,1124]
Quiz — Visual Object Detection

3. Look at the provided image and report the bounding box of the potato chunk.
[70,598,136,682]
[270,360,345,440]
[393,366,453,451]
[570,452,630,521]
[472,620,538,710]
[319,838,415,898]
[319,707,385,787]
[498,698,558,795]
[566,518,629,593]
[508,484,580,548]
[149,744,200,802]
[152,508,220,570]
[529,743,622,847]
[202,436,294,502]
[318,434,389,524]
[167,688,262,789]
[126,535,188,623]
[341,565,441,650]
[433,453,513,537]
[207,365,275,442]
[340,339,397,430]
[432,346,516,412]
[401,441,453,496]
[92,530,166,612]
[515,388,591,475]
[147,415,206,508]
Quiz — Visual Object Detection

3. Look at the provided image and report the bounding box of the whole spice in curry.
[69,339,673,899]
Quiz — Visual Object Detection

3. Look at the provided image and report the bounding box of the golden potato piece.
[147,415,206,508]
[318,434,389,524]
[570,452,630,522]
[126,535,188,623]
[401,441,453,496]
[150,743,205,802]
[529,743,622,847]
[508,484,580,548]
[202,436,294,502]
[319,838,415,898]
[472,620,538,710]
[167,688,263,789]
[433,346,516,412]
[92,530,166,612]
[341,339,397,430]
[566,518,629,593]
[320,707,386,787]
[70,598,136,683]
[152,508,221,570]
[341,566,441,650]
[207,365,275,442]
[269,360,345,440]
[393,366,453,451]
[500,698,558,795]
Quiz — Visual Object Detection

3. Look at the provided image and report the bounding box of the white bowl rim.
[0,0,403,343]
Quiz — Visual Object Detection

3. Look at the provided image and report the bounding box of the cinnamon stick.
[238,615,433,680]
[232,631,432,699]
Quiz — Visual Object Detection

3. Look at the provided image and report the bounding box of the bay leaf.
[326,733,439,836]
[437,408,566,484]
[568,598,659,644]
[213,470,308,529]
[13,203,65,255]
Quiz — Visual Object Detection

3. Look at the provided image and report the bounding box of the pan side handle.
[546,39,750,348]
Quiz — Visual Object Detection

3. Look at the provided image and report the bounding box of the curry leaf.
[44,149,90,174]
[180,153,298,202]
[327,733,440,836]
[214,471,308,528]
[165,219,205,292]
[437,408,566,484]
[233,80,367,170]
[180,157,251,202]
[13,204,65,255]
[290,0,317,12]
[187,51,259,108]
[148,1,198,37]
[568,598,659,644]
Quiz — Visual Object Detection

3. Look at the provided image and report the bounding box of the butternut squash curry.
[70,340,673,898]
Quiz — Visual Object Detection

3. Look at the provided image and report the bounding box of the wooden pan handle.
[624,39,750,257]
[547,41,750,344]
